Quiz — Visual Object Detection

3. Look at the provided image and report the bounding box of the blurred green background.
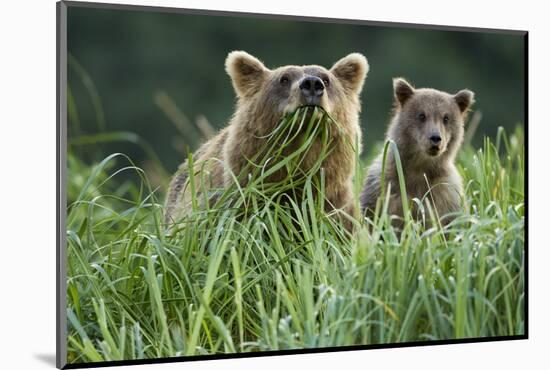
[67,6,525,188]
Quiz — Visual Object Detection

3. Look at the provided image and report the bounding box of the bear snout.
[427,133,445,156]
[429,134,442,146]
[299,76,325,105]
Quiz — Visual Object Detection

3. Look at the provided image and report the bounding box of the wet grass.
[65,107,525,363]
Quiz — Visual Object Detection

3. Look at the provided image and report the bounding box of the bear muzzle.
[299,76,325,106]
[427,134,445,156]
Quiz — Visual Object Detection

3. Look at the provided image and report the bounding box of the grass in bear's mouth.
[298,104,327,111]
[66,119,524,363]
[179,105,344,229]
[259,105,333,140]
[245,105,337,180]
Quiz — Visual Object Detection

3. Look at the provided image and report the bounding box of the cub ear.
[454,89,475,113]
[330,53,369,94]
[393,78,415,105]
[225,51,269,98]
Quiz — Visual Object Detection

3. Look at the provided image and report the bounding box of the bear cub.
[165,51,369,231]
[360,78,474,227]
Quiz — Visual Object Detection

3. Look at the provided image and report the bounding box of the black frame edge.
[62,335,528,369]
[62,0,527,35]
[57,1,68,369]
[523,32,529,339]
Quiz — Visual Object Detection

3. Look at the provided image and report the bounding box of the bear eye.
[443,114,450,124]
[419,113,426,121]
[280,75,290,85]
[321,76,330,86]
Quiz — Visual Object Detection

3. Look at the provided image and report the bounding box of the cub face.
[391,78,475,161]
[225,51,369,131]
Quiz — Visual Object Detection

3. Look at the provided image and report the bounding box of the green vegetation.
[66,107,525,364]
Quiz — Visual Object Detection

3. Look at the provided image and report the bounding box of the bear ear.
[225,51,269,98]
[393,78,415,105]
[330,53,369,94]
[454,89,475,113]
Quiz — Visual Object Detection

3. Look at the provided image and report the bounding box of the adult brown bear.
[165,51,369,231]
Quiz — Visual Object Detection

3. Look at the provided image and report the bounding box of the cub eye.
[419,113,426,121]
[280,75,290,85]
[321,76,330,86]
[443,114,450,124]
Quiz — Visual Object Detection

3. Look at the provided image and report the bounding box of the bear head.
[389,78,475,163]
[225,51,369,136]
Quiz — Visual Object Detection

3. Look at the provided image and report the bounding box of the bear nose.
[299,76,325,98]
[430,134,442,145]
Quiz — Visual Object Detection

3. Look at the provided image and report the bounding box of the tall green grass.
[66,108,524,364]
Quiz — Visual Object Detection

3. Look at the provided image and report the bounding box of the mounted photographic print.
[56,1,527,368]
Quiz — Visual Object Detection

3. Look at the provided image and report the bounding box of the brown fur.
[360,78,474,227]
[165,51,369,230]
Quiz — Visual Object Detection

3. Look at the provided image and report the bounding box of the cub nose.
[299,76,325,98]
[430,134,442,145]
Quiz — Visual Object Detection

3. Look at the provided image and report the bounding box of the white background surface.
[0,0,546,369]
